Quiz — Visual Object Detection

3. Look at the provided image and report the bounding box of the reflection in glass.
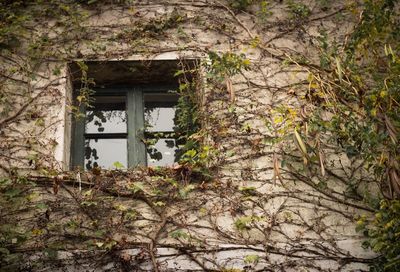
[84,138,127,170]
[144,93,178,132]
[85,96,126,133]
[147,138,178,167]
[145,107,176,132]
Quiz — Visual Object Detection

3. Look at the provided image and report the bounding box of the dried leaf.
[305,122,308,137]
[272,153,283,185]
[53,177,59,195]
[384,115,398,144]
[335,57,343,82]
[226,77,235,103]
[294,128,308,164]
[300,106,308,119]
[319,150,325,176]
[389,168,400,197]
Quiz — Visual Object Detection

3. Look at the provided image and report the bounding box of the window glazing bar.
[127,89,146,167]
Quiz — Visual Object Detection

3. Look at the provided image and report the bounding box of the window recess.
[69,60,199,171]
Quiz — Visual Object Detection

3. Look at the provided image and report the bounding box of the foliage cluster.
[357,200,400,271]
[287,0,311,20]
[206,51,251,80]
[118,8,184,41]
[175,51,250,170]
[228,0,254,11]
[293,0,400,270]
[174,71,205,167]
[305,0,399,197]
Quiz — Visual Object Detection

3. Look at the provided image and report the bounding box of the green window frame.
[71,84,179,170]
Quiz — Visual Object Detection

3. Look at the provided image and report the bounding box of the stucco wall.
[0,1,377,271]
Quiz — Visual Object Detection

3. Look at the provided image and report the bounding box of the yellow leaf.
[95,242,104,248]
[32,229,44,236]
[242,59,251,66]
[273,116,284,124]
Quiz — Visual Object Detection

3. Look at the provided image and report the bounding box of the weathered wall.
[0,1,377,271]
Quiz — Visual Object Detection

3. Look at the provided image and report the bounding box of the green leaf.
[0,247,10,255]
[174,69,185,77]
[244,254,260,264]
[170,229,189,239]
[238,186,257,195]
[179,184,195,198]
[94,229,106,237]
[104,241,117,250]
[44,248,58,259]
[235,216,253,230]
[112,161,125,169]
[129,182,144,193]
[5,188,22,198]
[36,203,48,210]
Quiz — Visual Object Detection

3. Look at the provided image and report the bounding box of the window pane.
[144,93,178,132]
[147,138,178,167]
[84,138,127,170]
[85,96,127,134]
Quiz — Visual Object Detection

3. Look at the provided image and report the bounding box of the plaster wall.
[0,1,377,271]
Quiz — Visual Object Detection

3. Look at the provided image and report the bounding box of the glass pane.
[85,96,127,133]
[144,93,178,132]
[147,138,178,167]
[84,138,127,170]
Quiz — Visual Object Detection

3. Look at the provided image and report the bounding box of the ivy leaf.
[0,247,10,255]
[239,186,257,195]
[179,184,195,198]
[244,254,260,264]
[95,242,104,248]
[129,182,144,193]
[174,69,185,77]
[234,216,253,230]
[112,161,125,169]
[153,201,166,207]
[170,229,189,239]
[44,248,58,259]
[5,188,21,199]
[36,203,48,210]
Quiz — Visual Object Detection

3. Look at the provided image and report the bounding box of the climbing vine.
[0,0,399,271]
[279,0,399,270]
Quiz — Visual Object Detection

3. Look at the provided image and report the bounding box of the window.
[72,85,179,170]
[69,60,198,170]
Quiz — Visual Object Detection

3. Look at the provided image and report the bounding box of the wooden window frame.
[71,84,178,170]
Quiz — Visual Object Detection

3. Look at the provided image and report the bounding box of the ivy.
[296,0,400,270]
[358,200,400,271]
[229,0,254,11]
[287,0,311,21]
[0,0,399,270]
[206,51,250,81]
